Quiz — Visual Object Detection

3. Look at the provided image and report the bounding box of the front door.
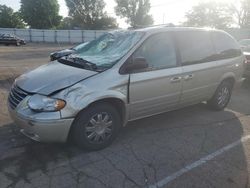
[128,32,183,120]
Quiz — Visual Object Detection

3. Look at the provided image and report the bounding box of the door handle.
[170,76,182,83]
[183,74,194,81]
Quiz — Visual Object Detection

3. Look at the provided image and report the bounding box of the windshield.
[72,31,144,68]
[73,42,89,51]
[239,39,250,46]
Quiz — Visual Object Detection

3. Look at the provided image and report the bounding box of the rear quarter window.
[175,31,216,66]
[211,32,242,60]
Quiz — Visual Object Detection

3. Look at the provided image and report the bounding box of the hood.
[16,61,98,95]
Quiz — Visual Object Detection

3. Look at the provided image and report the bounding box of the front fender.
[56,83,128,119]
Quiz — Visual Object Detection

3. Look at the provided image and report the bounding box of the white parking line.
[149,135,250,188]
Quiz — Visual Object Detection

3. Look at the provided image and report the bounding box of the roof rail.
[128,23,175,30]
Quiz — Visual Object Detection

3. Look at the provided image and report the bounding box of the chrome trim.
[8,85,28,109]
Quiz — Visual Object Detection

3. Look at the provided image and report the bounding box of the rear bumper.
[8,103,74,143]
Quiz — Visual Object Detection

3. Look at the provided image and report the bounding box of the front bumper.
[8,99,74,143]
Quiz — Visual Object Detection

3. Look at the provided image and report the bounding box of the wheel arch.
[87,97,127,125]
[67,97,127,142]
[219,72,236,86]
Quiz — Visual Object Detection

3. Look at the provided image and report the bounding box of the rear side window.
[212,32,242,60]
[175,31,216,66]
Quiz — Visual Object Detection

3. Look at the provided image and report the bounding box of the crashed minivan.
[8,27,244,150]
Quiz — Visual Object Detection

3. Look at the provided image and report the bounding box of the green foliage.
[185,1,233,29]
[94,16,118,29]
[0,5,25,28]
[115,0,153,28]
[65,0,118,30]
[57,17,73,30]
[20,0,62,29]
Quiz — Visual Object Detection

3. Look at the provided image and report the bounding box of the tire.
[16,41,20,46]
[207,80,233,111]
[72,103,122,151]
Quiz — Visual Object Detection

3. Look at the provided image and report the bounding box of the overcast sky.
[0,0,235,28]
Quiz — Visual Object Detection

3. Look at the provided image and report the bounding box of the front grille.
[8,85,28,110]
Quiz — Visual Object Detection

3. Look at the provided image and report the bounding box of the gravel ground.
[0,43,250,188]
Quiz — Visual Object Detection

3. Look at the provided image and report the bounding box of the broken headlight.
[28,94,66,112]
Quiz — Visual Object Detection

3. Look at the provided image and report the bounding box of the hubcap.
[85,112,113,143]
[218,86,230,107]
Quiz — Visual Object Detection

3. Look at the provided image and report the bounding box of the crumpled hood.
[16,61,97,95]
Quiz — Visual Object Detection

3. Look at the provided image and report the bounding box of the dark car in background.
[239,39,250,78]
[50,42,88,61]
[0,33,26,46]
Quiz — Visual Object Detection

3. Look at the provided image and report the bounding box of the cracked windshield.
[0,0,250,188]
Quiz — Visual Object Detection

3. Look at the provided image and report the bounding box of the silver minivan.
[8,27,244,150]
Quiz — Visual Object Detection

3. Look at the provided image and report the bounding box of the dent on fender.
[56,81,128,119]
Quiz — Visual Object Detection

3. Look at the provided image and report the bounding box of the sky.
[0,0,235,28]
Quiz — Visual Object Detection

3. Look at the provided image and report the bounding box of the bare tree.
[230,0,250,28]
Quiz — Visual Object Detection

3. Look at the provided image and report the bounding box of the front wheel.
[207,81,233,111]
[72,103,122,150]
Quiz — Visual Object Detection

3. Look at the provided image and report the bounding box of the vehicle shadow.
[228,79,250,115]
[0,101,248,187]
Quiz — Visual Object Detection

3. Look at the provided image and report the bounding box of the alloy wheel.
[85,112,113,143]
[217,86,230,107]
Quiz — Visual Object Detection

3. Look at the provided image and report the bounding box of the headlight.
[28,94,66,112]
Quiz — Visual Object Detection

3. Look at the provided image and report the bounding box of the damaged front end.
[8,30,143,143]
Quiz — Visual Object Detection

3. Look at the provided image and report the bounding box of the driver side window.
[133,33,177,70]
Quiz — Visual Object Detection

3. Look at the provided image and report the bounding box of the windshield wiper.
[58,56,99,72]
[71,57,98,71]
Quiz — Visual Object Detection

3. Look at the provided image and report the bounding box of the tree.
[93,16,118,29]
[184,1,233,29]
[230,0,250,28]
[65,0,118,29]
[20,0,62,29]
[0,5,25,28]
[57,17,74,29]
[115,0,153,28]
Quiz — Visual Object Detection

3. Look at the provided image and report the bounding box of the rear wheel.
[207,80,233,111]
[72,103,122,150]
[16,41,20,46]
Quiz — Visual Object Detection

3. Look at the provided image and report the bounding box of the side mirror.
[125,57,148,73]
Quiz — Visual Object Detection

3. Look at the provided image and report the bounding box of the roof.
[134,25,222,34]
